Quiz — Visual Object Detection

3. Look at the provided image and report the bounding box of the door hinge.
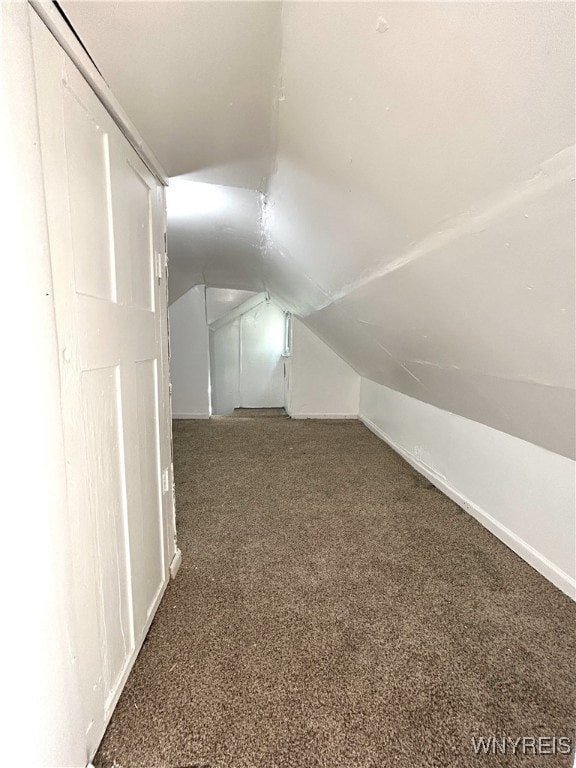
[162,467,170,494]
[155,251,167,280]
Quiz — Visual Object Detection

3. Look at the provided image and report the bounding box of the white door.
[239,302,286,407]
[31,13,174,755]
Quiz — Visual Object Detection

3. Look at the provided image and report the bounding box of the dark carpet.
[95,417,576,768]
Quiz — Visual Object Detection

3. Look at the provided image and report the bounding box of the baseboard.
[289,413,358,420]
[359,414,576,601]
[169,548,182,579]
[172,413,210,420]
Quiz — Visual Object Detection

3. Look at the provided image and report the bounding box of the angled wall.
[169,285,211,419]
[286,318,360,419]
[263,2,575,461]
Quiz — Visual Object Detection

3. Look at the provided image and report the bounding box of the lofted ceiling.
[61,0,281,189]
[206,287,257,325]
[61,1,575,458]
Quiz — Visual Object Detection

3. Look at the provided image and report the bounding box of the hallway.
[95,417,576,768]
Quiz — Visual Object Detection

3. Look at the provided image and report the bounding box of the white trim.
[289,413,358,420]
[169,548,182,580]
[172,412,210,420]
[360,414,576,601]
[29,0,168,185]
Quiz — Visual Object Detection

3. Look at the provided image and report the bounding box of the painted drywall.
[169,285,210,418]
[206,287,257,325]
[60,0,282,190]
[286,317,360,418]
[167,179,266,302]
[262,2,575,459]
[360,379,576,599]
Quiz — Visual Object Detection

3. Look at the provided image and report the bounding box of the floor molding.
[359,414,576,601]
[169,548,182,579]
[288,413,358,420]
[172,413,210,420]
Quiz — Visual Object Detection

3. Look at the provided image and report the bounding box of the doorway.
[209,293,288,416]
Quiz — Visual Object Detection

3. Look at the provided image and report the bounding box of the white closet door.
[31,12,173,755]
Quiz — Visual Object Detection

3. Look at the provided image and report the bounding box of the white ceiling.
[166,178,265,302]
[61,1,575,458]
[206,287,257,326]
[61,0,281,189]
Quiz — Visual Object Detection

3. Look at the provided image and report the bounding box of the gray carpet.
[230,408,287,418]
[95,416,576,768]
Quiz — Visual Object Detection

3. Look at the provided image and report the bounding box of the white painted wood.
[239,302,285,408]
[289,414,358,420]
[169,548,183,580]
[210,299,285,414]
[359,379,576,600]
[173,413,211,420]
[30,0,168,184]
[30,9,173,759]
[2,4,86,765]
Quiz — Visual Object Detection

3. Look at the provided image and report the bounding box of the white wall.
[359,379,576,600]
[262,2,575,460]
[286,318,360,418]
[169,285,210,418]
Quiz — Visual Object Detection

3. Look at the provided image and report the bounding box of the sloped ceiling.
[61,0,281,189]
[206,288,257,326]
[61,1,574,458]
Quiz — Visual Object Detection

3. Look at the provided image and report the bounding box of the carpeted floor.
[95,417,576,768]
[230,408,288,418]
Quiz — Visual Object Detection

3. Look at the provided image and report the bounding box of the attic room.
[4,1,575,766]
